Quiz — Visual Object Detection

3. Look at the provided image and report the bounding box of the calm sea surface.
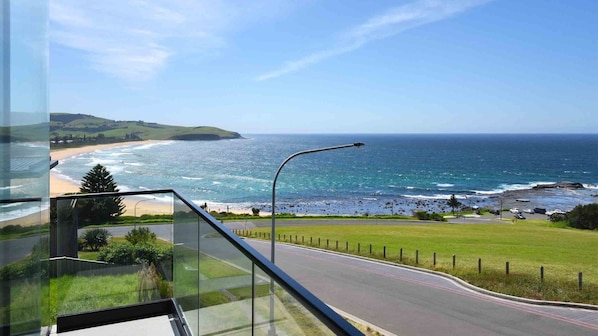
[52,134,598,215]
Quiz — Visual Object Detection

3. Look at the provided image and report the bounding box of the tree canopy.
[78,164,125,223]
[81,164,121,193]
[447,194,462,216]
[567,203,598,230]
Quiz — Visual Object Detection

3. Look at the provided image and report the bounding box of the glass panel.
[51,193,174,323]
[1,0,48,334]
[253,266,277,336]
[195,216,253,335]
[45,191,355,334]
[0,199,47,335]
[173,196,200,333]
[254,265,335,336]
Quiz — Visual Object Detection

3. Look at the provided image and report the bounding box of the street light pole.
[268,142,363,335]
[270,142,364,264]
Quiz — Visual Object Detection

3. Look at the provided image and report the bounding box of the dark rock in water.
[532,181,585,189]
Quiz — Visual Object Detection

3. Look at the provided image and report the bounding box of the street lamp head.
[353,142,365,147]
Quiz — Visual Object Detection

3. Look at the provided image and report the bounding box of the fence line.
[232,229,588,289]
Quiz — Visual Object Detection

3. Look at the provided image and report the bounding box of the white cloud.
[257,0,491,81]
[50,0,301,82]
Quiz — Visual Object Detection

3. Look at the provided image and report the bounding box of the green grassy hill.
[50,113,241,146]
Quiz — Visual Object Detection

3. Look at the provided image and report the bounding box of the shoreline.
[50,140,256,216]
[50,140,165,198]
[51,141,176,216]
[49,141,596,218]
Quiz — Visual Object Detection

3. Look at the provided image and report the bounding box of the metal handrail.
[54,189,362,335]
[0,197,42,204]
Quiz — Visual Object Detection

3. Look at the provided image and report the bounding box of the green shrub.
[125,227,157,245]
[98,243,173,266]
[98,243,135,264]
[549,213,567,223]
[567,203,598,229]
[414,211,446,222]
[80,228,112,251]
[133,244,172,265]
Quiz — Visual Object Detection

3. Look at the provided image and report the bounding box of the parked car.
[509,208,520,214]
[523,209,534,214]
[514,213,526,219]
[489,209,501,215]
[533,207,547,214]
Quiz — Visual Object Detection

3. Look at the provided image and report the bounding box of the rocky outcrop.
[532,181,585,189]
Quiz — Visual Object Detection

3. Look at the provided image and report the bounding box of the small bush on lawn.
[414,211,447,222]
[125,227,157,245]
[98,243,135,264]
[98,243,173,266]
[79,228,112,251]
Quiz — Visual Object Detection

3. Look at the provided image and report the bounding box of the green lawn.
[243,219,598,304]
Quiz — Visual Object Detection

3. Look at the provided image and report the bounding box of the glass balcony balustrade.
[45,189,361,335]
[0,198,47,336]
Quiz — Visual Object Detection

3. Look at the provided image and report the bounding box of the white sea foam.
[109,152,134,157]
[182,176,203,180]
[51,172,80,185]
[0,203,50,222]
[404,194,469,200]
[1,202,21,208]
[472,181,557,195]
[128,141,175,151]
[436,183,455,188]
[216,174,270,184]
[0,185,22,191]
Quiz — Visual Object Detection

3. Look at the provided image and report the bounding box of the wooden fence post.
[540,266,544,281]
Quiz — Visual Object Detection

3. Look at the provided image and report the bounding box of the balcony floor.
[51,315,177,336]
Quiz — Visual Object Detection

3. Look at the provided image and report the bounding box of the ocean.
[52,134,598,216]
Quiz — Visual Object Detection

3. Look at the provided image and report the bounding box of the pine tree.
[79,164,125,223]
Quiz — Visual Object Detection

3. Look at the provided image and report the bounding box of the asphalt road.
[247,239,598,336]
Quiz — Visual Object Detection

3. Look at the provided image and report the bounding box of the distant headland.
[50,113,242,148]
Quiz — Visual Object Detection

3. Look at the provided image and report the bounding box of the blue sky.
[49,0,597,134]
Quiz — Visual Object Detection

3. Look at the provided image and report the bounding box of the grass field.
[241,219,598,304]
